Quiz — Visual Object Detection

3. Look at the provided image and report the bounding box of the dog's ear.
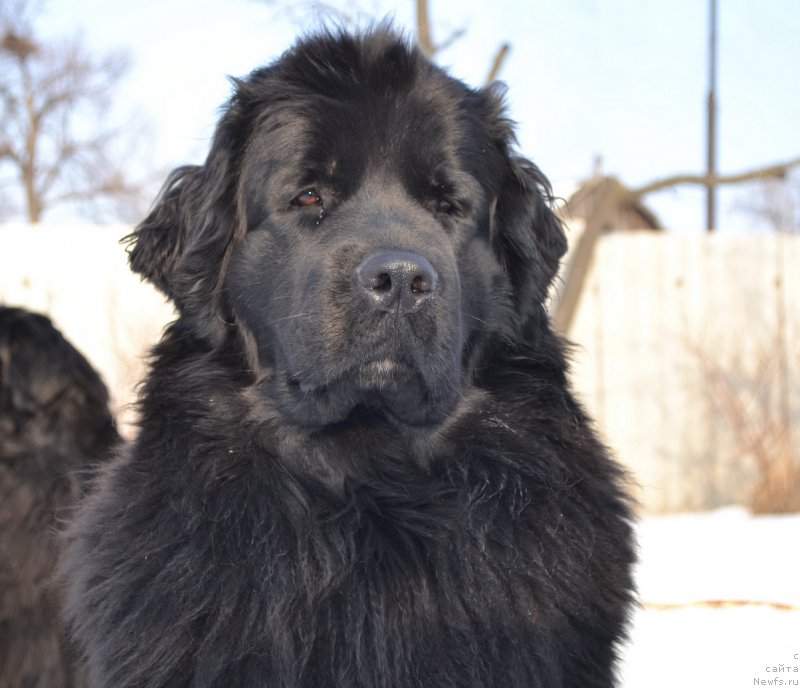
[481,88,567,332]
[126,96,249,345]
[127,165,205,296]
[493,156,567,305]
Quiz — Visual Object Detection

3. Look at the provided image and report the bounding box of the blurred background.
[1,0,798,684]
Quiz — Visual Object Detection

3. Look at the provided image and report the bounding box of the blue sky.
[37,0,800,232]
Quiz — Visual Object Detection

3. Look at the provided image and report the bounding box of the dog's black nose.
[356,251,438,313]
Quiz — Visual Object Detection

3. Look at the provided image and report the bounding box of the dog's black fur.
[64,29,635,688]
[0,306,119,688]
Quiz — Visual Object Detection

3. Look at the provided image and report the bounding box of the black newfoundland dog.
[1,306,119,688]
[64,29,635,688]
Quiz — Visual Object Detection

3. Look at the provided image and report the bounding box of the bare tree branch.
[485,42,510,84]
[686,320,800,513]
[435,27,468,54]
[631,158,800,198]
[414,0,467,57]
[253,0,513,90]
[736,168,800,233]
[0,2,147,222]
[416,0,434,55]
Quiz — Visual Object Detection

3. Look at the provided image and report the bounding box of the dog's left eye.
[292,189,322,207]
[435,198,454,214]
[428,196,457,216]
[428,184,457,215]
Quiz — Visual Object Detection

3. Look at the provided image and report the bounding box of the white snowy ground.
[619,508,800,687]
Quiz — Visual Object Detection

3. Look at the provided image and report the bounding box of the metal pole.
[706,0,717,233]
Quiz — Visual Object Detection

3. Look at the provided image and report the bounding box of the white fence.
[2,225,798,513]
[566,230,800,513]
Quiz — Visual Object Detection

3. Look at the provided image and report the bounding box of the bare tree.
[0,1,147,222]
[258,0,511,85]
[630,157,800,201]
[687,322,799,514]
[736,169,800,234]
[554,157,800,334]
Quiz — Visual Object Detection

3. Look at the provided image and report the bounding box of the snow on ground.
[620,508,800,687]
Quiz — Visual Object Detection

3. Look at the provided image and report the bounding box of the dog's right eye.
[292,189,322,207]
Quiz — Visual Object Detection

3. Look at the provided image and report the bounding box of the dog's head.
[128,29,566,430]
[0,307,118,456]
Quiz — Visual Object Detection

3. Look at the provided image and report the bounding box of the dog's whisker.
[265,312,311,326]
[463,313,490,326]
